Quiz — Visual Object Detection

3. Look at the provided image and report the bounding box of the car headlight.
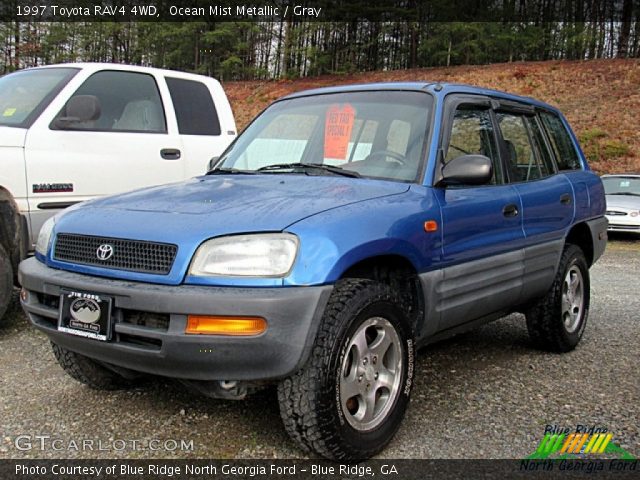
[35,216,56,256]
[189,233,299,277]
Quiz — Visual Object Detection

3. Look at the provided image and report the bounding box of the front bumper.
[19,257,333,381]
[605,217,640,234]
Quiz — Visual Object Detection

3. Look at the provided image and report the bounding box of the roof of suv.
[282,81,558,112]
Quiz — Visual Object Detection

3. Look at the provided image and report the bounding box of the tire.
[51,342,136,390]
[277,279,415,461]
[526,244,590,353]
[0,244,13,322]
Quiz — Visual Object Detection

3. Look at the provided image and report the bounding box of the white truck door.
[24,69,185,244]
[163,76,236,177]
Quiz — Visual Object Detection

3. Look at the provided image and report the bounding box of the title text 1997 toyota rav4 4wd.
[19,83,607,460]
[0,63,236,321]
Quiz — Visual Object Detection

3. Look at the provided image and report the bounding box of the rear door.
[539,110,598,222]
[24,68,184,244]
[165,76,237,177]
[434,96,525,331]
[495,104,573,301]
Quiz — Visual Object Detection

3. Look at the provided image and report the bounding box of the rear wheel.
[51,342,137,390]
[278,279,415,461]
[526,244,590,352]
[0,245,13,322]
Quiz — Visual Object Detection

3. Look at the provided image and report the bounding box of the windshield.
[602,176,640,196]
[0,67,78,128]
[216,91,432,182]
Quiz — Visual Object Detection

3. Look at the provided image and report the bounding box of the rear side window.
[166,78,221,135]
[540,112,581,170]
[526,116,556,174]
[54,71,166,133]
[497,112,552,182]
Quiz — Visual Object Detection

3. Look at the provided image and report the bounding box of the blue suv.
[19,83,607,460]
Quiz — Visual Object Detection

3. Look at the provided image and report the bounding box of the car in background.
[0,63,237,321]
[602,174,640,234]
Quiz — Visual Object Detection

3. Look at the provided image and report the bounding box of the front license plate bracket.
[58,290,113,341]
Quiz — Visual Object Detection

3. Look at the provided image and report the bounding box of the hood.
[605,194,640,210]
[74,174,409,224]
[49,174,409,284]
[0,126,27,147]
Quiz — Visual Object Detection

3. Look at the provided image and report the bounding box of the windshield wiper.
[256,163,361,178]
[207,167,256,175]
[608,192,640,197]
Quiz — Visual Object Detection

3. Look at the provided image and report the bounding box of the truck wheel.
[0,245,13,322]
[526,244,590,352]
[51,342,136,390]
[278,279,415,461]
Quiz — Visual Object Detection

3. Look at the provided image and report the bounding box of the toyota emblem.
[96,244,114,261]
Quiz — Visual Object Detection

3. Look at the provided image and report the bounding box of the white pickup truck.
[0,63,237,320]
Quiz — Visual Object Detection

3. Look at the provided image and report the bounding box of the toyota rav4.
[19,83,607,460]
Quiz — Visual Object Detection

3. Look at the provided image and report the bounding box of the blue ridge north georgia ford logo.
[69,298,101,324]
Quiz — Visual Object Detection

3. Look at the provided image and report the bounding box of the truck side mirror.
[207,156,219,172]
[53,95,101,128]
[439,154,492,186]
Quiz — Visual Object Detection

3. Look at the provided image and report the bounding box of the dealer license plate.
[58,291,113,341]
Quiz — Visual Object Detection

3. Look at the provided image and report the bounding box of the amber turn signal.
[185,315,267,336]
[424,220,438,232]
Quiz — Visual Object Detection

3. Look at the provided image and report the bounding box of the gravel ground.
[1,237,638,460]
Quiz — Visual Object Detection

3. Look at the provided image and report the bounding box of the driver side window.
[53,71,166,133]
[445,107,502,184]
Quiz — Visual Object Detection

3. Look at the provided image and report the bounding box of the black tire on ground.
[51,342,136,390]
[0,244,13,322]
[526,244,590,353]
[277,279,415,461]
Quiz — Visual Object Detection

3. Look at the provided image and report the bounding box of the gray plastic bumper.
[586,216,608,265]
[18,257,333,381]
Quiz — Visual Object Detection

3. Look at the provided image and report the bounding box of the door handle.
[560,193,572,205]
[503,203,519,217]
[160,148,181,160]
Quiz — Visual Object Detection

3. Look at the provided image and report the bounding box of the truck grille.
[54,233,177,274]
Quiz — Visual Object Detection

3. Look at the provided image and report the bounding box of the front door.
[434,97,525,331]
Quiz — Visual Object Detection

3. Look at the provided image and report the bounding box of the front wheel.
[51,342,139,390]
[278,279,415,461]
[526,244,590,352]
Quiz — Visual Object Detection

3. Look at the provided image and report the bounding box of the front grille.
[606,210,627,216]
[54,233,177,274]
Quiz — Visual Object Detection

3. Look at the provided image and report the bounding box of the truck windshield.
[215,90,432,183]
[0,67,78,128]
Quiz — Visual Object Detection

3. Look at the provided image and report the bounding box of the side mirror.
[207,156,219,172]
[440,154,493,186]
[54,95,101,128]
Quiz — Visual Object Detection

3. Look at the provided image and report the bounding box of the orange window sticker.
[324,104,355,160]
